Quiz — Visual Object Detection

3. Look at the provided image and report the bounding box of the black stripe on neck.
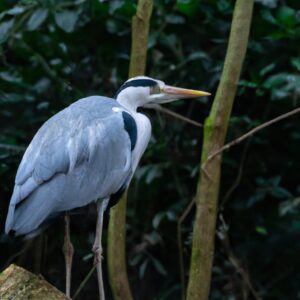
[115,79,157,98]
[122,111,137,151]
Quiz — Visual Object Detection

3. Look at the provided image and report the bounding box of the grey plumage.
[5,76,209,239]
[5,96,135,236]
[4,76,209,299]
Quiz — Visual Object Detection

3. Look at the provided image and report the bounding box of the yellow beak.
[162,85,211,98]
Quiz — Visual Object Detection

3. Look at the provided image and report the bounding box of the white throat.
[116,86,149,112]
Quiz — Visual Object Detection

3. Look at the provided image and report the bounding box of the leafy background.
[0,0,300,299]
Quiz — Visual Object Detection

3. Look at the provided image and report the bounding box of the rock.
[0,264,69,300]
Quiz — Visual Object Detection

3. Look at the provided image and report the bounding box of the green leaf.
[259,63,276,77]
[246,193,265,208]
[255,226,268,235]
[291,221,300,231]
[260,9,278,25]
[263,73,288,88]
[216,0,231,12]
[33,78,51,94]
[139,260,148,278]
[109,1,124,14]
[239,80,259,88]
[145,166,162,184]
[176,0,198,17]
[6,6,26,15]
[270,187,293,199]
[27,8,48,31]
[129,254,143,266]
[291,57,300,72]
[279,197,300,216]
[0,6,25,21]
[166,211,177,221]
[148,32,159,48]
[152,258,167,276]
[0,71,21,83]
[166,14,185,25]
[106,19,118,34]
[152,212,165,229]
[0,19,14,43]
[187,51,209,61]
[82,253,93,262]
[277,6,297,28]
[256,0,278,8]
[54,10,79,33]
[270,176,281,186]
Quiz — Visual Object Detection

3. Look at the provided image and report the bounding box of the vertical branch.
[107,1,153,300]
[129,0,153,77]
[186,1,254,300]
[107,192,132,300]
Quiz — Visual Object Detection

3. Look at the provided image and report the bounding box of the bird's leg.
[92,199,109,300]
[63,214,73,298]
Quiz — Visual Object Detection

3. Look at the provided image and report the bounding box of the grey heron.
[5,76,210,299]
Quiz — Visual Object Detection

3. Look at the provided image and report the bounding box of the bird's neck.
[115,89,147,112]
[116,97,138,112]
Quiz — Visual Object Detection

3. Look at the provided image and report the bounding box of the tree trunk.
[107,1,153,299]
[186,1,254,299]
[129,0,153,76]
[0,264,69,300]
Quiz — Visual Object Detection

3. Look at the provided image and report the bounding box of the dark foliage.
[0,0,299,299]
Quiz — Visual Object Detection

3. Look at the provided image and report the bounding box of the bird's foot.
[92,245,103,265]
[63,239,74,260]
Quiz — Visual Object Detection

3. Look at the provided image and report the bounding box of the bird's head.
[115,76,210,111]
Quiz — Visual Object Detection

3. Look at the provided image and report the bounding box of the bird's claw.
[92,246,103,265]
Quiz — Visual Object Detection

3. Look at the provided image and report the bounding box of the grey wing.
[5,97,133,236]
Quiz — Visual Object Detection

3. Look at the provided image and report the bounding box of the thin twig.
[33,234,43,275]
[4,239,33,269]
[22,43,71,91]
[177,198,196,300]
[72,265,96,299]
[205,106,300,165]
[220,139,251,209]
[145,103,203,127]
[201,165,213,182]
[8,9,33,46]
[218,215,262,300]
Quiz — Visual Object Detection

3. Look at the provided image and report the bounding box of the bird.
[5,76,210,299]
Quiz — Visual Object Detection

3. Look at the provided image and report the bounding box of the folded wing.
[5,96,133,236]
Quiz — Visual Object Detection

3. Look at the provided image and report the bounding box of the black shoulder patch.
[122,111,137,151]
[115,79,157,98]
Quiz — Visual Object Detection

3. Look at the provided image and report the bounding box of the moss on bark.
[0,264,69,300]
[186,1,254,299]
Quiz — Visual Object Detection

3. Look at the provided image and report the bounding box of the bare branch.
[73,265,96,299]
[177,198,196,300]
[206,106,300,164]
[145,103,203,127]
[221,139,251,209]
[218,215,262,300]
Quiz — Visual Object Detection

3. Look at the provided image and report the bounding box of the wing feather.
[5,96,133,235]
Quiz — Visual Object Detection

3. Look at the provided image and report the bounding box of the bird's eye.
[150,85,161,95]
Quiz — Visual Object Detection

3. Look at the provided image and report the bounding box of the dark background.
[0,0,300,299]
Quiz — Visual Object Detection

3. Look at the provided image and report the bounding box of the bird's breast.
[130,112,152,172]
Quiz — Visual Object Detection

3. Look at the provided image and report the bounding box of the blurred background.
[0,0,300,299]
